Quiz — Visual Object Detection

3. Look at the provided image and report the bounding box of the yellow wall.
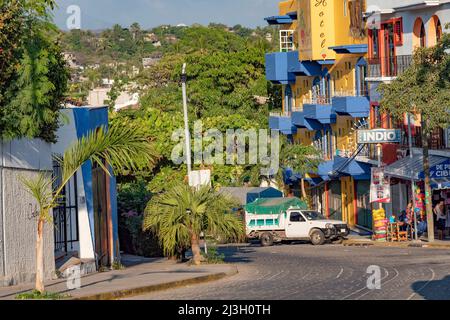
[294,128,314,146]
[296,0,366,61]
[280,0,298,34]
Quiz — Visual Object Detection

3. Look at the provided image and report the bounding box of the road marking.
[407,268,435,300]
[266,270,284,281]
[336,267,344,279]
[342,267,390,300]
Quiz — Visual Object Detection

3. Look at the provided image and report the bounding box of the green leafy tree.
[379,32,450,241]
[22,122,158,293]
[279,137,323,199]
[0,0,68,142]
[143,183,243,265]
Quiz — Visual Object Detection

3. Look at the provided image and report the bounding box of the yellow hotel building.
[266,0,374,230]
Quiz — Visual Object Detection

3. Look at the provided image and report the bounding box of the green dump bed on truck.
[244,198,308,230]
[245,197,308,215]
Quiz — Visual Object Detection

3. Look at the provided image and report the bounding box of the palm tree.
[143,183,244,265]
[280,139,323,199]
[21,121,158,293]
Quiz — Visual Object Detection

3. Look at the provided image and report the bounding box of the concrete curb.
[343,240,450,249]
[73,265,239,300]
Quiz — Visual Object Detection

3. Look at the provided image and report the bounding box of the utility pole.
[377,143,383,210]
[407,113,419,241]
[181,63,192,176]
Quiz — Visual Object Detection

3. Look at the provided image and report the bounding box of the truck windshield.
[302,211,326,221]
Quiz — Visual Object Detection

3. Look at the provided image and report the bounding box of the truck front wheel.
[310,230,325,246]
[260,232,274,247]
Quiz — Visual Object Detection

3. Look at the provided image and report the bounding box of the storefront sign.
[419,159,450,179]
[357,129,401,144]
[370,167,391,203]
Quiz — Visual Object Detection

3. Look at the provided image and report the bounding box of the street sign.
[357,129,401,144]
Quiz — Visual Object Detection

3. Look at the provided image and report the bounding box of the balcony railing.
[332,89,369,97]
[367,55,412,78]
[303,95,332,105]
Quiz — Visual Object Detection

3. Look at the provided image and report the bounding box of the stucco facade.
[0,139,55,287]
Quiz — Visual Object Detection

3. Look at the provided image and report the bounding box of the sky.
[52,0,279,30]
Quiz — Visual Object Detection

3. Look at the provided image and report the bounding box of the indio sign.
[357,129,401,144]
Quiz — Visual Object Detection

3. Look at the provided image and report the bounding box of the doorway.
[383,23,396,76]
[92,162,111,267]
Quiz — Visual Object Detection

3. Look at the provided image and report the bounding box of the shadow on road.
[216,245,255,264]
[412,275,450,300]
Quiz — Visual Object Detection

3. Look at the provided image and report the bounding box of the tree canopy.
[0,0,68,142]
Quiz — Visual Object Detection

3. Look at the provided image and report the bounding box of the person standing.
[434,200,447,241]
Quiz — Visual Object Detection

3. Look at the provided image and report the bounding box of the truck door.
[286,212,310,238]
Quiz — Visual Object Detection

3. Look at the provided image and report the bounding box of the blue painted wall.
[72,106,119,262]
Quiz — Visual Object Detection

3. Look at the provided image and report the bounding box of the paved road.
[129,243,450,300]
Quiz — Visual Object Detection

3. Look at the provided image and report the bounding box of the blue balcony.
[329,44,368,54]
[303,103,336,125]
[264,15,294,25]
[332,96,370,118]
[265,51,322,84]
[292,111,323,130]
[269,114,297,135]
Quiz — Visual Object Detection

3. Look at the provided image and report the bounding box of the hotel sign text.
[357,129,401,144]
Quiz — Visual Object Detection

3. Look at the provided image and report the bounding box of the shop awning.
[432,178,450,190]
[384,155,449,181]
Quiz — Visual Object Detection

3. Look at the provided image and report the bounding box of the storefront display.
[373,208,387,242]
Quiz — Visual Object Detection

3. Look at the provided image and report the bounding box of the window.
[280,30,296,52]
[290,212,306,222]
[369,29,380,59]
[437,19,443,42]
[302,211,326,221]
[420,23,426,48]
[394,18,403,46]
[371,104,382,128]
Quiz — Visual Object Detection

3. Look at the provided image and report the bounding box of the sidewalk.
[0,256,238,300]
[343,235,450,249]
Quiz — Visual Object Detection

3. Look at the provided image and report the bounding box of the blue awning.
[329,44,368,54]
[265,15,294,25]
[318,156,372,180]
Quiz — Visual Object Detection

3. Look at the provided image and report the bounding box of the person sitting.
[417,217,427,238]
[398,211,408,232]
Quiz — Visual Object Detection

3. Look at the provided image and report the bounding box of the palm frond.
[55,120,159,198]
[20,173,54,221]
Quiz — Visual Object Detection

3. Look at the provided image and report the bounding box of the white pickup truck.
[244,197,349,246]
